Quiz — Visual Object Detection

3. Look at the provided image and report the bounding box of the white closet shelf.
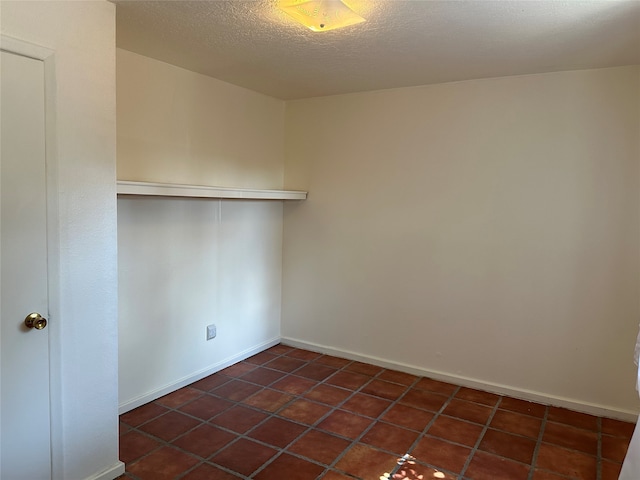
[117,181,307,200]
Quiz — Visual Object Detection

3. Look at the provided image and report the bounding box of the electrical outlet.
[206,324,216,340]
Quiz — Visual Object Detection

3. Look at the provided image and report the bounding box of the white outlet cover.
[207,324,216,340]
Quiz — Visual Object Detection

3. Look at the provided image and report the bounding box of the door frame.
[1,34,62,479]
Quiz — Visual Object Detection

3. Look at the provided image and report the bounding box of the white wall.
[282,66,640,419]
[1,1,121,479]
[117,50,286,411]
[117,49,284,188]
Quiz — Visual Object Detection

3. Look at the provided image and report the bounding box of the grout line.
[388,385,462,479]
[526,404,549,480]
[415,385,460,443]
[457,395,502,478]
[597,416,602,480]
[314,367,391,472]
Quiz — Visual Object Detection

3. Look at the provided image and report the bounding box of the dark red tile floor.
[119,344,635,479]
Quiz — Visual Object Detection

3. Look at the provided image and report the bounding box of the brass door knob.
[24,313,47,330]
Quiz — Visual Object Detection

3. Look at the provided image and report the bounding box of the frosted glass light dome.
[278,0,365,32]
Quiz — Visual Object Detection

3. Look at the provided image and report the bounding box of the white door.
[0,50,52,479]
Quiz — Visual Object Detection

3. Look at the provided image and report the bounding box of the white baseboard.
[118,334,639,422]
[119,337,281,414]
[282,336,639,423]
[84,461,125,480]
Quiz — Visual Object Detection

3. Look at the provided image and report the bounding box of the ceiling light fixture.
[278,0,366,32]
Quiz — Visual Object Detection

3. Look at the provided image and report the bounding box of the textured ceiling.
[113,0,640,100]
